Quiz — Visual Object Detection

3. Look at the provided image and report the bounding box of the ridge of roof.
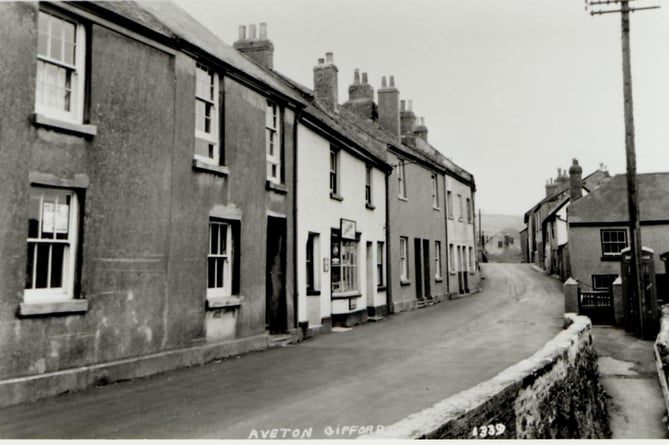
[569,172,669,223]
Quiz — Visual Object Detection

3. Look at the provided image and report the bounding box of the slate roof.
[569,172,669,223]
[91,1,304,103]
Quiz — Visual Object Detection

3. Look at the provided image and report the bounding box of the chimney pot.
[381,76,387,88]
[400,100,406,112]
[389,75,395,88]
[325,52,334,63]
[238,25,247,41]
[259,22,267,39]
[362,72,368,84]
[249,24,257,39]
[354,69,360,85]
[318,58,325,64]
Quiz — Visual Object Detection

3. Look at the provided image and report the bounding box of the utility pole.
[587,0,659,338]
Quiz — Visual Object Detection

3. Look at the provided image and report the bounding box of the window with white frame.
[377,241,385,287]
[35,9,86,123]
[331,230,358,293]
[398,160,407,199]
[449,243,455,274]
[601,229,627,256]
[431,174,439,209]
[329,148,339,196]
[266,100,281,183]
[365,165,372,206]
[457,194,464,221]
[447,190,453,218]
[194,63,220,163]
[25,187,79,302]
[400,236,409,280]
[208,220,232,297]
[435,240,442,279]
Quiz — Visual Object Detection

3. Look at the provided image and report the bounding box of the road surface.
[0,263,565,439]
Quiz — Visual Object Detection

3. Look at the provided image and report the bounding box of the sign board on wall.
[340,218,356,240]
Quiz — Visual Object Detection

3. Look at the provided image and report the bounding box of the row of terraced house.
[0,1,479,407]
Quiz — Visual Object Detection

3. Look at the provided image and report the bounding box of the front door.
[422,239,431,300]
[414,238,423,301]
[266,216,287,333]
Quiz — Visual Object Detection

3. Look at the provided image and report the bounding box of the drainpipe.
[385,158,392,313]
[443,173,450,296]
[292,108,303,332]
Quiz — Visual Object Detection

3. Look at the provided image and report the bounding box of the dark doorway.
[266,216,287,333]
[422,239,431,300]
[414,238,423,301]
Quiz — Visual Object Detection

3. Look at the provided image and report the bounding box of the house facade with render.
[568,172,669,301]
[0,0,308,406]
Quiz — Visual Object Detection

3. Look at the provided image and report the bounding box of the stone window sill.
[398,196,408,202]
[365,202,376,210]
[18,299,88,317]
[433,206,441,212]
[377,285,387,292]
[266,181,288,194]
[331,291,361,299]
[206,295,243,310]
[306,290,321,296]
[435,277,444,283]
[330,192,343,201]
[400,279,411,286]
[192,159,230,177]
[32,113,97,138]
[600,255,622,262]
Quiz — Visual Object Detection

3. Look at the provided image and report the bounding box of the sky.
[173,0,669,216]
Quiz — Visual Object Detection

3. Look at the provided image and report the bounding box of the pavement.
[0,263,566,439]
[592,325,669,439]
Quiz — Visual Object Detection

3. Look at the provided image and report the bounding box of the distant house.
[522,160,610,277]
[568,172,669,301]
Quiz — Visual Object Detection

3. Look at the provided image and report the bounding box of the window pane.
[219,224,227,254]
[63,41,75,65]
[35,243,51,288]
[195,100,205,131]
[195,139,215,160]
[216,258,224,288]
[210,224,219,254]
[38,32,49,57]
[51,243,65,288]
[50,36,63,62]
[208,257,216,288]
[26,243,36,289]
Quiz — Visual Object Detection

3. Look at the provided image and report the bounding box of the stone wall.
[361,314,610,439]
[653,305,669,418]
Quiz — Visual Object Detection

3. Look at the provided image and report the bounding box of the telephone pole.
[587,0,659,338]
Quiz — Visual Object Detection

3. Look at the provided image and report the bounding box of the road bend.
[0,263,564,439]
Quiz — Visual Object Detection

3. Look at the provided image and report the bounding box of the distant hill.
[480,214,524,237]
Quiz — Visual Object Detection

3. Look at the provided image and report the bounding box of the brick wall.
[361,314,610,439]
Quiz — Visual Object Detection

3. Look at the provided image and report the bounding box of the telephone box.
[620,247,659,339]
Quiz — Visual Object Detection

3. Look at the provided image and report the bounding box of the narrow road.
[0,263,564,439]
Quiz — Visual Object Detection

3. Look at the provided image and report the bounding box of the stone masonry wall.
[361,314,610,439]
[653,304,669,418]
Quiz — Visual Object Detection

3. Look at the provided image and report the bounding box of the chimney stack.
[313,53,339,113]
[555,167,569,191]
[377,75,400,142]
[569,158,583,201]
[342,68,376,121]
[400,99,416,137]
[545,178,558,197]
[233,23,275,70]
[414,116,428,142]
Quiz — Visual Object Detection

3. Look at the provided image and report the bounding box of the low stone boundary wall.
[653,305,669,425]
[361,314,610,439]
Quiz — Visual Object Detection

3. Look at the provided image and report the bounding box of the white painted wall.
[445,175,479,293]
[296,125,387,325]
